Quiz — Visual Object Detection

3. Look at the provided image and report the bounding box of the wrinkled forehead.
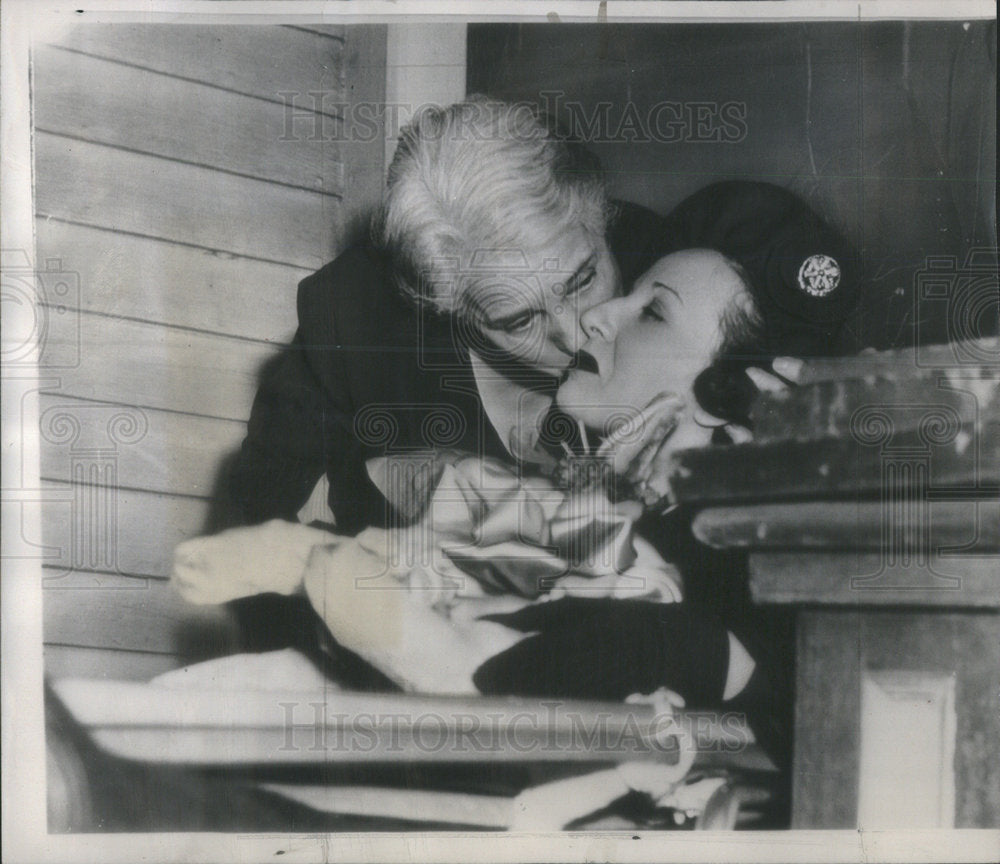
[457,227,600,315]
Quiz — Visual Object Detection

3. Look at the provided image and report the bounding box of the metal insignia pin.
[797,254,841,297]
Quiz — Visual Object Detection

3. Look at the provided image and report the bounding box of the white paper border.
[3,1,998,862]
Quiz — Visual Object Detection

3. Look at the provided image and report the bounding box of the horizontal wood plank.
[41,484,210,579]
[51,678,752,766]
[39,395,247,499]
[36,133,341,271]
[285,25,347,41]
[670,421,1000,505]
[38,308,279,420]
[35,219,302,342]
[33,45,345,196]
[749,552,1000,608]
[693,500,1000,551]
[797,338,1000,384]
[46,24,345,109]
[754,373,1000,444]
[43,570,238,655]
[44,644,181,681]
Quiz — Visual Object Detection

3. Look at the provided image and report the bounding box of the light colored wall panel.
[35,219,302,341]
[41,484,210,580]
[38,309,277,421]
[34,23,389,675]
[35,133,341,271]
[43,572,237,655]
[33,46,345,196]
[384,24,466,172]
[39,394,246,499]
[47,24,345,108]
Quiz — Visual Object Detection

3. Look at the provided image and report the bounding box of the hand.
[172,519,334,605]
[745,356,803,393]
[589,393,684,505]
[610,357,805,510]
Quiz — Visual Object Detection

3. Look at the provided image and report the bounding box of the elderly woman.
[220,97,666,535]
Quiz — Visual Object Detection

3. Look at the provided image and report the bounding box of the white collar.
[469,350,557,468]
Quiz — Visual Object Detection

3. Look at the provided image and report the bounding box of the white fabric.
[151,648,332,692]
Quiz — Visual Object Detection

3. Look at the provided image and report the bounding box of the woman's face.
[462,225,621,375]
[556,249,750,452]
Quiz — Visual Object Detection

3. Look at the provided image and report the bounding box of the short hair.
[376,96,611,316]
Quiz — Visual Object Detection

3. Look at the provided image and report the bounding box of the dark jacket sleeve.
[217,332,338,528]
[213,252,368,529]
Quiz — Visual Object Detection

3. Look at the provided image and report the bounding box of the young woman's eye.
[641,302,665,322]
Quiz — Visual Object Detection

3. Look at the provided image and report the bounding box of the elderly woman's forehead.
[464,227,593,269]
[462,248,532,270]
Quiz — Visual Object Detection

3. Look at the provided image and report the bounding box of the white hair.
[378,96,611,315]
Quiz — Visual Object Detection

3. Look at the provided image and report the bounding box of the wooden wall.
[34,24,387,681]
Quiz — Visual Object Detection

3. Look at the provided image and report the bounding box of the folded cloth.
[364,453,683,602]
[174,453,683,694]
[300,454,684,693]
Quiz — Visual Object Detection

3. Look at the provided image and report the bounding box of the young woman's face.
[556,249,750,451]
[462,226,621,375]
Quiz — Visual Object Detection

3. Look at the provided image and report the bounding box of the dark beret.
[659,181,861,356]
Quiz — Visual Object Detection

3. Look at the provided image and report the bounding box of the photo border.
[3,2,997,862]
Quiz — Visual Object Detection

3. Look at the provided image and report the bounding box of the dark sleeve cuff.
[473,597,732,706]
